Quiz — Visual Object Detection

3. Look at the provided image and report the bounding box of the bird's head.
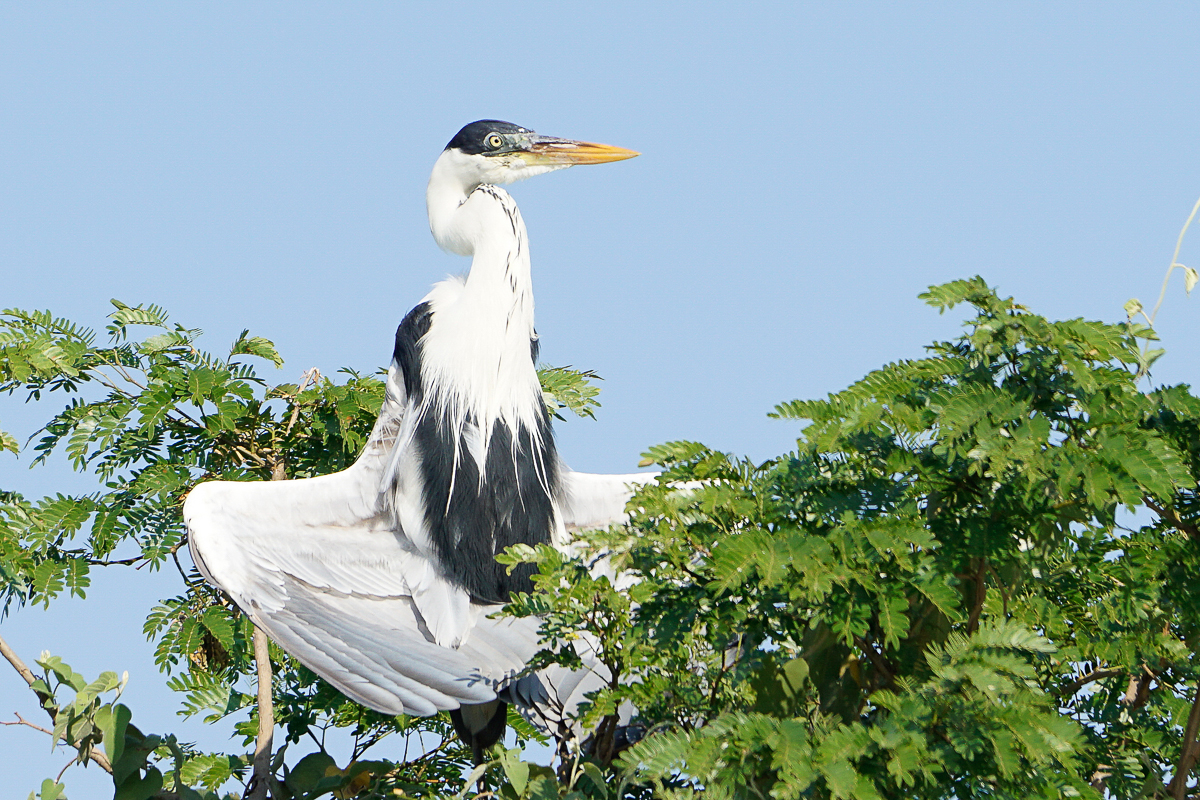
[438,120,639,189]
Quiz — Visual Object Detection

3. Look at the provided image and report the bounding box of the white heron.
[183,120,653,758]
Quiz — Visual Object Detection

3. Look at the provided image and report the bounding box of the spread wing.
[185,359,656,718]
[559,470,658,532]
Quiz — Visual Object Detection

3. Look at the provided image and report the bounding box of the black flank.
[415,401,559,604]
[393,303,432,401]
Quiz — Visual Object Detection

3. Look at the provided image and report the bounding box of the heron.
[184,120,652,760]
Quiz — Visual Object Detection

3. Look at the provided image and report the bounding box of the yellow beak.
[521,136,640,166]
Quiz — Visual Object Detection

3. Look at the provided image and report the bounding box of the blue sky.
[2,3,1199,795]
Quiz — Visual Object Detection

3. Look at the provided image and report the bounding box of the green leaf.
[579,761,607,794]
[876,590,910,649]
[499,748,530,795]
[0,426,18,455]
[108,300,169,329]
[38,654,88,692]
[752,656,809,714]
[527,775,560,800]
[918,276,993,312]
[285,752,338,795]
[36,780,65,800]
[95,702,132,766]
[114,765,163,800]
[230,330,284,367]
[638,440,708,468]
[537,365,601,420]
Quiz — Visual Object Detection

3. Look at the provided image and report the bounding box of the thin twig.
[283,368,321,438]
[94,357,149,392]
[80,371,137,400]
[86,555,143,567]
[1151,195,1200,323]
[90,354,205,429]
[55,755,78,784]
[304,726,324,754]
[413,737,449,763]
[1,713,54,736]
[270,367,320,481]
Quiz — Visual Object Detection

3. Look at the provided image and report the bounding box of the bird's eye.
[486,134,503,149]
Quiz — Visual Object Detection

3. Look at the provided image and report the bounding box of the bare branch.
[248,626,277,800]
[1057,667,1124,699]
[965,558,987,635]
[55,755,78,783]
[86,555,143,567]
[1169,676,1200,799]
[0,713,54,736]
[1151,195,1200,323]
[0,634,40,690]
[270,367,321,481]
[1145,497,1200,543]
[283,368,321,439]
[0,633,113,774]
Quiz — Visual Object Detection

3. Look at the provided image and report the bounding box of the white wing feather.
[185,361,656,718]
[559,471,659,533]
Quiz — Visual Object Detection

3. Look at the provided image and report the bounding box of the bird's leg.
[450,699,508,770]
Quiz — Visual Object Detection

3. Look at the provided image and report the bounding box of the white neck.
[419,149,541,449]
[427,150,481,256]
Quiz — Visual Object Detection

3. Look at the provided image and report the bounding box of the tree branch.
[1169,676,1200,799]
[246,380,317,800]
[1056,667,1124,699]
[248,626,276,800]
[86,555,144,567]
[269,367,320,480]
[0,633,113,774]
[1144,497,1200,543]
[0,712,54,736]
[853,635,896,689]
[965,558,987,635]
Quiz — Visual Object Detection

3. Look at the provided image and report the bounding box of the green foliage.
[0,302,522,797]
[538,366,603,421]
[501,277,1200,798]
[6,279,1200,798]
[0,301,386,616]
